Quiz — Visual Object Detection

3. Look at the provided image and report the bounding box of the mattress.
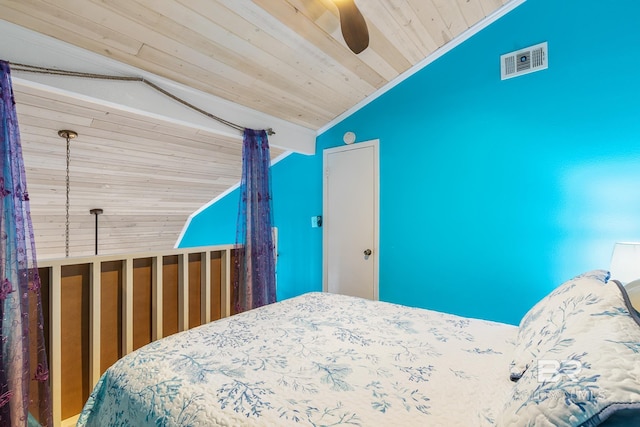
[77,292,517,426]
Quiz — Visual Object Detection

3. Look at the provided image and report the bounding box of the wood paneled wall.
[162,255,180,337]
[100,261,122,374]
[37,245,233,426]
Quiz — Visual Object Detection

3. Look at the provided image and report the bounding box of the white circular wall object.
[343,131,356,144]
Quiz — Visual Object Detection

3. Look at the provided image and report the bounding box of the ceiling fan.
[332,0,369,54]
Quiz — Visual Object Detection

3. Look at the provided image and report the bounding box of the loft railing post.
[123,258,133,355]
[221,249,231,318]
[89,262,101,388]
[151,256,163,341]
[51,264,62,427]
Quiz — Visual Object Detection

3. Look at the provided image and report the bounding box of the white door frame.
[322,139,380,300]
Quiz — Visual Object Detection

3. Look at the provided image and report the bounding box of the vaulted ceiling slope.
[0,0,514,260]
[0,0,512,130]
[15,84,286,259]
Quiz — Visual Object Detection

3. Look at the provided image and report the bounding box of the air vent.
[500,42,548,80]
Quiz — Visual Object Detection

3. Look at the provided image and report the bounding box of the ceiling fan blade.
[333,0,369,54]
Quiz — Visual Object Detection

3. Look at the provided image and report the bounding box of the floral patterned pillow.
[498,278,640,426]
[509,270,611,381]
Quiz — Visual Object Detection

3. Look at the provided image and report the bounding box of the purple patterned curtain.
[0,61,52,426]
[233,128,276,313]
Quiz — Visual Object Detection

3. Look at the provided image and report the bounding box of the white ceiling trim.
[316,0,528,136]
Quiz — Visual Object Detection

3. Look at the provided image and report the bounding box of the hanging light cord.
[9,62,275,136]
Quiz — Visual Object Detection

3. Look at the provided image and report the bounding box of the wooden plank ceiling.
[16,84,285,259]
[0,0,512,259]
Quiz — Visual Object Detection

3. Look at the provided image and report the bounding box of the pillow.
[509,270,611,381]
[497,279,640,426]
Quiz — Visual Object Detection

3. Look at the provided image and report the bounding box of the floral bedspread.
[77,292,517,426]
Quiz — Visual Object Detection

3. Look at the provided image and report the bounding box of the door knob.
[363,249,372,256]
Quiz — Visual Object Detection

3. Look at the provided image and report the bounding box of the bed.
[77,270,640,426]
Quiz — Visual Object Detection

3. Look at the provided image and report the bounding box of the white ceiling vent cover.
[501,42,548,80]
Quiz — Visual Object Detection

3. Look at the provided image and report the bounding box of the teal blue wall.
[179,0,640,325]
[180,189,238,247]
[179,153,325,302]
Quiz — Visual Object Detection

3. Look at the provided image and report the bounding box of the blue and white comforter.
[77,292,517,426]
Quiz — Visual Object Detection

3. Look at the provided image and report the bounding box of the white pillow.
[509,270,610,381]
[498,277,640,426]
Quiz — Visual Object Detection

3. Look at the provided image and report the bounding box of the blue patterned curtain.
[0,61,52,426]
[233,129,276,313]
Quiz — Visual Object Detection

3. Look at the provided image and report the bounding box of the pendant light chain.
[58,130,77,258]
[65,135,70,257]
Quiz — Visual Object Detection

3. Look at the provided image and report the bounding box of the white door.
[323,140,379,300]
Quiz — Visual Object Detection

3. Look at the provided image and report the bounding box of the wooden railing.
[37,245,236,427]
